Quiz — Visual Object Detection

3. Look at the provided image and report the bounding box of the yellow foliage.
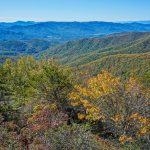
[138,116,150,125]
[129,113,139,120]
[129,113,150,125]
[128,113,150,138]
[44,103,57,110]
[87,70,120,99]
[77,113,86,120]
[69,70,119,121]
[119,134,132,144]
[33,104,44,112]
[138,125,150,136]
[111,114,123,122]
[33,103,57,113]
[69,70,120,121]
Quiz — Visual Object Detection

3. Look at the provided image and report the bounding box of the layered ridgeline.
[1,24,150,149]
[1,21,150,62]
[0,26,150,82]
[44,32,150,82]
[1,21,150,41]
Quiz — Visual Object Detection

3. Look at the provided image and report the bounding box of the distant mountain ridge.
[0,21,36,27]
[1,21,150,41]
[121,20,150,24]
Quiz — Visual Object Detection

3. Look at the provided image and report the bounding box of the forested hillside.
[41,32,150,86]
[0,24,150,150]
[0,57,149,149]
[1,0,150,148]
[44,32,150,64]
[79,53,150,85]
[0,39,59,58]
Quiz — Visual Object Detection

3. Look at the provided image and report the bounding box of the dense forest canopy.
[0,21,150,150]
[0,56,149,150]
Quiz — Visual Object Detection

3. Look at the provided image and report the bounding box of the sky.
[0,0,150,22]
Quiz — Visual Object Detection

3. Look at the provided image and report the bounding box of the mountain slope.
[0,39,59,58]
[43,32,150,65]
[79,52,150,87]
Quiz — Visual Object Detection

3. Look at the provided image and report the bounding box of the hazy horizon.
[0,20,150,23]
[0,0,150,22]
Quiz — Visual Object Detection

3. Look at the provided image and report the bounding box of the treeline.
[0,57,149,150]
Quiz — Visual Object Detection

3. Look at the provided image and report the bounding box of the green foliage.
[44,32,150,66]
[0,57,73,121]
[0,31,150,149]
[43,32,150,85]
[0,57,75,149]
[0,39,60,63]
[32,64,73,109]
[81,53,150,83]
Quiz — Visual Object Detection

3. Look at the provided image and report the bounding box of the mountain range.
[0,21,150,82]
[1,21,150,41]
[42,32,150,83]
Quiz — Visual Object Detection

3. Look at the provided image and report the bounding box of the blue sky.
[0,0,150,22]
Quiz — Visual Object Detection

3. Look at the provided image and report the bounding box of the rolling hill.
[43,32,150,82]
[0,21,150,82]
[43,32,150,65]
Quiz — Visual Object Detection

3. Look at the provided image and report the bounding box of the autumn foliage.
[0,57,149,150]
[69,70,150,145]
